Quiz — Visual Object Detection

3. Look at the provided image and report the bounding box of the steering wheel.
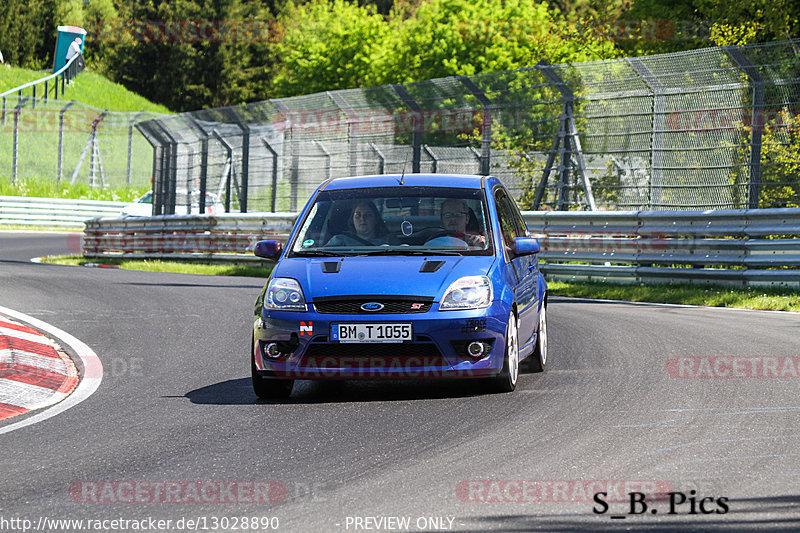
[424,230,468,244]
[348,234,376,246]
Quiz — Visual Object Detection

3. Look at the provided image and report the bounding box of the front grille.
[313,299,433,314]
[302,342,448,368]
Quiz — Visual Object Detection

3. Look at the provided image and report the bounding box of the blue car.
[251,174,547,398]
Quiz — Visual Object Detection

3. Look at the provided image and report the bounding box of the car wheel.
[527,301,547,373]
[489,310,519,393]
[251,336,293,399]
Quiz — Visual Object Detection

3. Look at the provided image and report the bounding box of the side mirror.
[514,237,540,256]
[254,240,283,260]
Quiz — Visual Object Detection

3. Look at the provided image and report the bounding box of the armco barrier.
[1,196,126,228]
[525,209,800,287]
[83,213,298,262]
[82,208,800,287]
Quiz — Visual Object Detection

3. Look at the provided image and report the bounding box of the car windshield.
[289,187,493,257]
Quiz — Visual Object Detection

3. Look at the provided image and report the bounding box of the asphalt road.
[1,231,799,532]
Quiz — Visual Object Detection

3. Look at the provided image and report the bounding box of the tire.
[527,302,547,373]
[489,310,519,393]
[251,336,293,399]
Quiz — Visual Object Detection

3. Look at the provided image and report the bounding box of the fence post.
[12,99,24,183]
[328,91,359,176]
[150,122,179,215]
[57,101,76,184]
[223,109,250,213]
[626,57,665,210]
[272,100,299,211]
[725,46,765,209]
[423,145,438,173]
[369,143,386,174]
[536,61,596,210]
[534,120,564,210]
[127,111,145,186]
[458,76,492,176]
[391,84,422,174]
[312,141,332,180]
[261,138,280,212]
[135,121,168,215]
[212,129,235,213]
[184,115,210,214]
[72,111,108,187]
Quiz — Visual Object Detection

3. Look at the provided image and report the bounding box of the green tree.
[0,0,60,68]
[698,0,799,45]
[269,0,390,98]
[379,0,620,85]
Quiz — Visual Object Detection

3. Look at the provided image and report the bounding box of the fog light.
[467,341,485,358]
[265,342,282,358]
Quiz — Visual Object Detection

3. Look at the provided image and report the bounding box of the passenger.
[439,198,486,247]
[326,201,399,246]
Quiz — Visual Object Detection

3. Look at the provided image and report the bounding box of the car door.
[494,188,537,346]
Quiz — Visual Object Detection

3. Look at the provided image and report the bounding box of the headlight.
[265,278,307,311]
[439,276,492,310]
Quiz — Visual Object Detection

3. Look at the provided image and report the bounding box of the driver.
[326,201,400,246]
[439,198,486,247]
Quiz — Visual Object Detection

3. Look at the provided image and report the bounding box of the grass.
[0,65,171,113]
[1,224,78,232]
[548,280,800,312]
[34,256,800,312]
[0,65,169,188]
[0,176,149,201]
[40,255,273,278]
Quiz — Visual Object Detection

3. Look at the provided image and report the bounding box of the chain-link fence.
[0,94,163,190]
[7,40,797,213]
[139,40,800,214]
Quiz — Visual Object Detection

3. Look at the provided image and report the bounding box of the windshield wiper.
[360,249,463,256]
[291,250,348,257]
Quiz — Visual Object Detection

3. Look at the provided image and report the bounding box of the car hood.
[274,256,496,301]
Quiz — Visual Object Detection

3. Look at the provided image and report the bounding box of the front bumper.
[253,300,511,379]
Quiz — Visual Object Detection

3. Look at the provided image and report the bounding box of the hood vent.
[322,261,341,273]
[419,260,445,273]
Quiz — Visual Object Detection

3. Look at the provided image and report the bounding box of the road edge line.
[0,306,103,435]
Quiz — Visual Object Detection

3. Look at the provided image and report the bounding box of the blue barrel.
[53,26,87,73]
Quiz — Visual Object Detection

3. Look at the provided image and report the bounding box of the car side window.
[509,199,529,237]
[494,190,523,250]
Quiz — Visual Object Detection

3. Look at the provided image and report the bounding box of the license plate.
[331,323,412,343]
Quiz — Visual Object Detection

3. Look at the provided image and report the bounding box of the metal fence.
[0,52,85,103]
[82,208,800,288]
[0,195,126,228]
[138,39,800,215]
[0,92,164,189]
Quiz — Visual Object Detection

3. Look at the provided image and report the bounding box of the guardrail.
[0,53,84,102]
[83,213,298,261]
[526,209,800,288]
[81,209,800,287]
[0,196,126,228]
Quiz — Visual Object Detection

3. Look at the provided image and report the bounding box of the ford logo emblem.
[361,302,384,311]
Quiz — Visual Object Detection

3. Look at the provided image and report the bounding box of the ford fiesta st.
[251,174,547,398]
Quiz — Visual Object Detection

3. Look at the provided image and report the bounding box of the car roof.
[321,173,488,191]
